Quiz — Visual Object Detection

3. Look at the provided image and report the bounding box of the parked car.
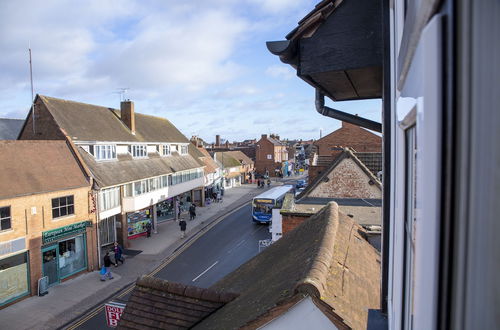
[295,179,306,189]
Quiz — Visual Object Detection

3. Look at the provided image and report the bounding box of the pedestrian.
[113,242,124,266]
[145,221,152,238]
[100,252,114,281]
[267,178,271,187]
[179,218,187,238]
[189,204,196,220]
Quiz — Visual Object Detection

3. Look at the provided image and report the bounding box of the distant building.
[0,118,24,140]
[255,134,289,176]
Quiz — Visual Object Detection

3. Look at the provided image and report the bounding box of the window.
[162,145,170,156]
[181,145,188,155]
[99,187,120,212]
[131,145,147,158]
[52,196,74,219]
[94,145,116,161]
[0,206,11,231]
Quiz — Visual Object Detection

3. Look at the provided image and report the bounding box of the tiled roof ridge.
[136,275,239,303]
[294,202,339,298]
[40,94,117,111]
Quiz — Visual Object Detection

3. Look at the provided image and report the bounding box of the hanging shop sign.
[42,221,92,244]
[105,301,126,327]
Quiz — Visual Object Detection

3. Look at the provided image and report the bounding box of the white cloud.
[265,65,295,80]
[247,0,304,14]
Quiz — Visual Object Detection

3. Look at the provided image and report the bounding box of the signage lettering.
[42,221,92,244]
[105,302,126,328]
[255,199,274,204]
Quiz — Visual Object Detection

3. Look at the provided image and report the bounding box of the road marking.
[236,239,246,247]
[65,200,254,329]
[192,261,218,282]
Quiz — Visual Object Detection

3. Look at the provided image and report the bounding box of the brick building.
[19,95,204,249]
[0,141,97,308]
[255,134,288,176]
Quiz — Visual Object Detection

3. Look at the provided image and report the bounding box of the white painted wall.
[271,208,282,242]
[259,296,338,330]
[98,205,121,219]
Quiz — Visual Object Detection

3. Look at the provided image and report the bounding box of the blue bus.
[252,185,294,224]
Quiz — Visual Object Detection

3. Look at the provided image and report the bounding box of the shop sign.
[0,237,26,257]
[105,301,126,327]
[42,221,92,244]
[255,199,273,204]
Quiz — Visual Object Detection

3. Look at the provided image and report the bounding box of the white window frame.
[99,187,121,212]
[131,144,147,158]
[94,145,116,161]
[180,145,188,155]
[162,144,170,156]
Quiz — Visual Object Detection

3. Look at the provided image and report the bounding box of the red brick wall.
[18,98,67,140]
[282,214,310,235]
[315,122,382,155]
[255,137,280,175]
[308,165,328,183]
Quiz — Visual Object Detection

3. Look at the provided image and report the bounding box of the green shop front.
[41,221,92,286]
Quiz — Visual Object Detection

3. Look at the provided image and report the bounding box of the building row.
[0,95,253,308]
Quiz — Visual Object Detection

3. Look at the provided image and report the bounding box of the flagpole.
[29,45,35,134]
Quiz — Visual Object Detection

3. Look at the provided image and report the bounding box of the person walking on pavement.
[267,178,271,188]
[179,218,187,238]
[113,242,124,266]
[189,204,196,220]
[145,220,152,238]
[101,252,114,281]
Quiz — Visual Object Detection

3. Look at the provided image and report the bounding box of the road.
[70,203,270,329]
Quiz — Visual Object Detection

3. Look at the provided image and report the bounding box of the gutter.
[315,89,382,133]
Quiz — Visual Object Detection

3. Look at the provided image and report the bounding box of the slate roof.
[354,152,382,176]
[0,140,89,199]
[118,276,238,330]
[195,202,380,330]
[267,136,285,146]
[0,118,24,140]
[214,152,241,168]
[298,148,382,199]
[78,148,202,188]
[39,95,189,143]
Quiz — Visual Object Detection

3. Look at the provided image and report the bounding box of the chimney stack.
[121,100,135,134]
[262,134,267,139]
[216,135,220,146]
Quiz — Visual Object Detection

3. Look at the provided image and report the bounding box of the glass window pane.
[52,199,59,208]
[52,209,59,219]
[68,205,74,215]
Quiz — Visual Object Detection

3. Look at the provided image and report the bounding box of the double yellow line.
[64,201,250,330]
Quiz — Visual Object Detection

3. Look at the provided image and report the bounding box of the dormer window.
[92,145,116,161]
[162,144,170,156]
[130,145,147,158]
[180,145,188,155]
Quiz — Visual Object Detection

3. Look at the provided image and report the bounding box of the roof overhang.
[266,0,383,102]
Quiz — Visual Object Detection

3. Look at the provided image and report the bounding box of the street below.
[71,203,269,329]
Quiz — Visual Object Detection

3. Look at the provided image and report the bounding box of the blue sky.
[0,0,381,143]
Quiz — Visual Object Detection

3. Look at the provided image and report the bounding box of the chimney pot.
[121,101,135,134]
[216,135,221,146]
[262,134,267,139]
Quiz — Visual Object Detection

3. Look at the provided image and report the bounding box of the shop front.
[0,237,30,307]
[41,221,91,286]
[178,191,192,215]
[126,207,152,239]
[156,198,175,223]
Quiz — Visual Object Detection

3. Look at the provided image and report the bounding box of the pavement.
[0,173,307,330]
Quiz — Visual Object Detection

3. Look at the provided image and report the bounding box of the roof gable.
[299,148,382,199]
[214,152,241,168]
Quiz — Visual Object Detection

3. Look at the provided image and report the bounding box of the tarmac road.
[69,203,270,329]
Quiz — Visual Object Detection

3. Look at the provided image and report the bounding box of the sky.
[0,0,381,143]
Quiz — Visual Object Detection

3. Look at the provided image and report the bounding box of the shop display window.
[0,252,29,306]
[127,209,151,237]
[58,235,86,278]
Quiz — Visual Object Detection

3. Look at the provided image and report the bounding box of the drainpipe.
[315,89,382,133]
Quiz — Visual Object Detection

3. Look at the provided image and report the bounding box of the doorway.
[42,246,59,286]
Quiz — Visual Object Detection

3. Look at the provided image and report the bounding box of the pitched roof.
[224,150,253,166]
[214,152,241,168]
[354,152,382,176]
[194,202,380,329]
[298,148,382,199]
[0,140,89,199]
[77,148,202,188]
[39,95,189,143]
[0,118,24,140]
[267,136,285,146]
[118,276,238,330]
[195,146,219,174]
